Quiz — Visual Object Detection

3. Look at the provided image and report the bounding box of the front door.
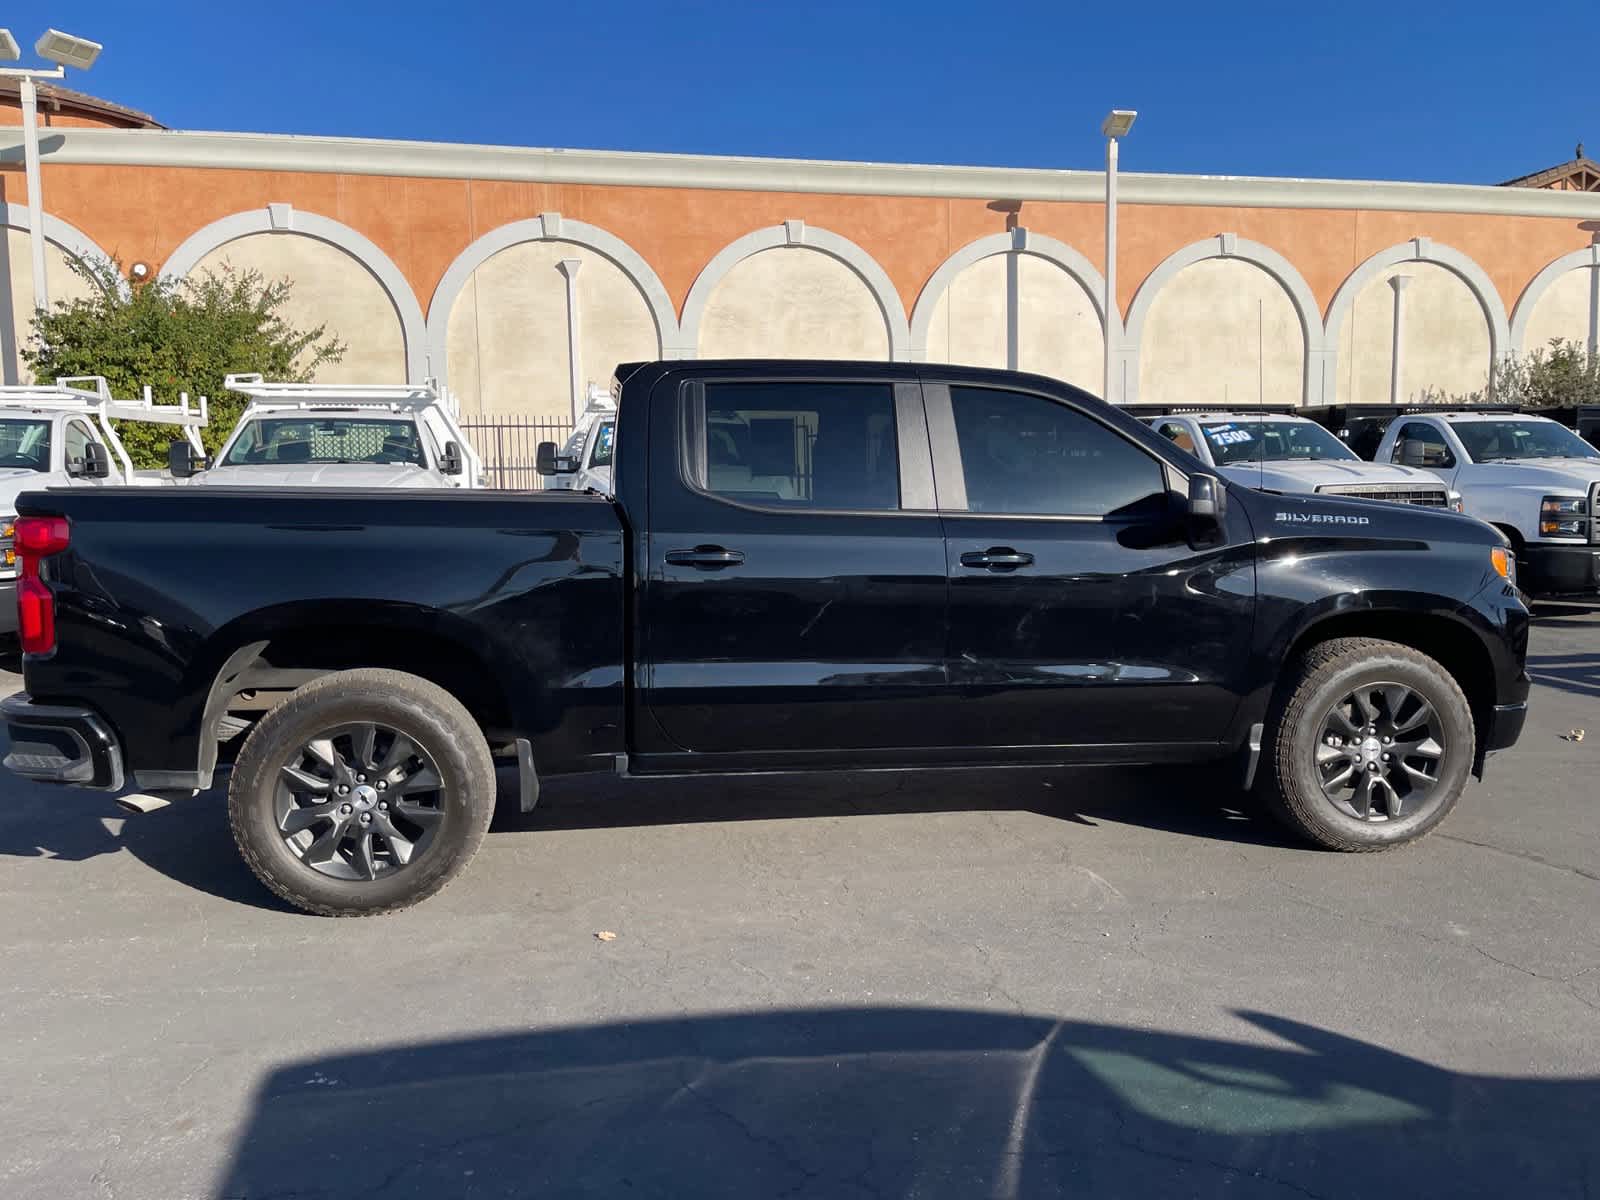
[927,381,1255,754]
[640,371,950,762]
[1387,420,1460,488]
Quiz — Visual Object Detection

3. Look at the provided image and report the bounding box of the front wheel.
[229,668,496,915]
[1259,637,1474,851]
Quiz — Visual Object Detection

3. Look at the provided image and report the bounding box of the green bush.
[1418,338,1600,409]
[22,257,345,468]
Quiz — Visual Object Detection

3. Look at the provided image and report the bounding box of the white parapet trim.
[7,128,1600,219]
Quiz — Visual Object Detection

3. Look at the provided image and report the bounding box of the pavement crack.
[1437,833,1600,883]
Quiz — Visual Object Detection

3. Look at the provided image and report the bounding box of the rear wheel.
[1259,637,1474,851]
[229,668,495,915]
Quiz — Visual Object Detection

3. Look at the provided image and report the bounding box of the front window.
[223,418,427,467]
[1200,420,1356,466]
[588,421,615,468]
[1451,420,1600,463]
[950,386,1165,516]
[0,419,52,473]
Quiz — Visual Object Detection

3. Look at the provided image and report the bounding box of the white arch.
[1,203,128,383]
[908,227,1118,364]
[680,221,912,361]
[160,205,428,382]
[1323,237,1511,401]
[1509,243,1600,354]
[1121,233,1327,406]
[1,202,127,299]
[424,212,680,387]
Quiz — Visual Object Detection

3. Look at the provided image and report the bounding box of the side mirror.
[1399,439,1427,468]
[167,440,207,479]
[82,440,111,479]
[535,441,577,477]
[439,440,463,476]
[1187,474,1227,524]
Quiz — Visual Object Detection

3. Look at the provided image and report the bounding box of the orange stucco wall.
[0,157,1594,326]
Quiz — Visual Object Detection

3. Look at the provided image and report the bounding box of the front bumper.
[1,693,124,790]
[1518,542,1600,599]
[1485,699,1529,754]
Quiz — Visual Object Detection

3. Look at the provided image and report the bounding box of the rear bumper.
[1,693,124,790]
[1518,542,1600,598]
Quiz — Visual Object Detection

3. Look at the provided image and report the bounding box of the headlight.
[0,520,13,574]
[1539,495,1587,538]
[1448,490,1464,513]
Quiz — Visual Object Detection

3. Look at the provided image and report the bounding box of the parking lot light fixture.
[1101,109,1137,404]
[0,28,102,313]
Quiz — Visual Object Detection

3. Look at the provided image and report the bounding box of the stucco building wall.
[2,125,1599,419]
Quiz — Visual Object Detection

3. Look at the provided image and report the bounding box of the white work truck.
[537,385,616,494]
[0,376,208,633]
[1371,410,1600,598]
[174,375,484,490]
[1144,410,1462,510]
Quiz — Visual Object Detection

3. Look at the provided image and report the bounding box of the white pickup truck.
[537,384,617,494]
[1144,410,1462,510]
[173,375,483,490]
[1372,410,1600,598]
[0,376,208,634]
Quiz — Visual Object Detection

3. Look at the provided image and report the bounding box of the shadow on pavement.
[213,1006,1600,1199]
[0,757,1296,910]
[1526,652,1600,700]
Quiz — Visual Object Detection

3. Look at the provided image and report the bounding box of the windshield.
[224,418,426,467]
[588,421,615,468]
[1452,420,1600,463]
[1200,420,1356,465]
[0,419,51,473]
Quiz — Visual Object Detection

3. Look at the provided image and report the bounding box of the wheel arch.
[1278,608,1498,775]
[187,601,520,787]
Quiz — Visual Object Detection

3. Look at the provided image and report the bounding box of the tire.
[1258,637,1474,852]
[228,668,496,916]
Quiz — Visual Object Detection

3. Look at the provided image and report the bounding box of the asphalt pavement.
[1,614,1598,1199]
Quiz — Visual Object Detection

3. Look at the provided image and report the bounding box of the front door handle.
[960,547,1035,571]
[665,545,746,569]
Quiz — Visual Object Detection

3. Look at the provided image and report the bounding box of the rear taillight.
[14,515,70,655]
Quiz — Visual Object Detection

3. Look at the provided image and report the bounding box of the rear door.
[639,369,950,762]
[927,379,1255,754]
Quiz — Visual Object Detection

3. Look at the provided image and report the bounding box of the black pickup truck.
[2,361,1530,915]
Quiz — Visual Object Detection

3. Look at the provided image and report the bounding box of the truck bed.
[16,486,627,789]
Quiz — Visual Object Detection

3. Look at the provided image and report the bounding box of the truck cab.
[1372,410,1600,598]
[178,375,483,490]
[540,385,616,494]
[1145,410,1461,509]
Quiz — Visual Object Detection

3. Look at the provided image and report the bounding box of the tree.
[1419,338,1600,409]
[22,257,345,467]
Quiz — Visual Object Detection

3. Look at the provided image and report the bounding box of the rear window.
[689,381,900,511]
[224,418,425,467]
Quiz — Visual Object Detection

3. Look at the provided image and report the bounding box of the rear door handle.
[959,547,1035,571]
[665,545,746,569]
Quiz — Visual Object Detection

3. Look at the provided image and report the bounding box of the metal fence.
[459,416,573,490]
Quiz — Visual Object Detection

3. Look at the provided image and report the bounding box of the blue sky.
[15,0,1595,184]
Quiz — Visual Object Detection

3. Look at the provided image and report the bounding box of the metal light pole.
[1100,109,1136,404]
[0,29,103,313]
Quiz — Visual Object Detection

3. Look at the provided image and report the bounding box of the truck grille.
[1316,484,1450,507]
